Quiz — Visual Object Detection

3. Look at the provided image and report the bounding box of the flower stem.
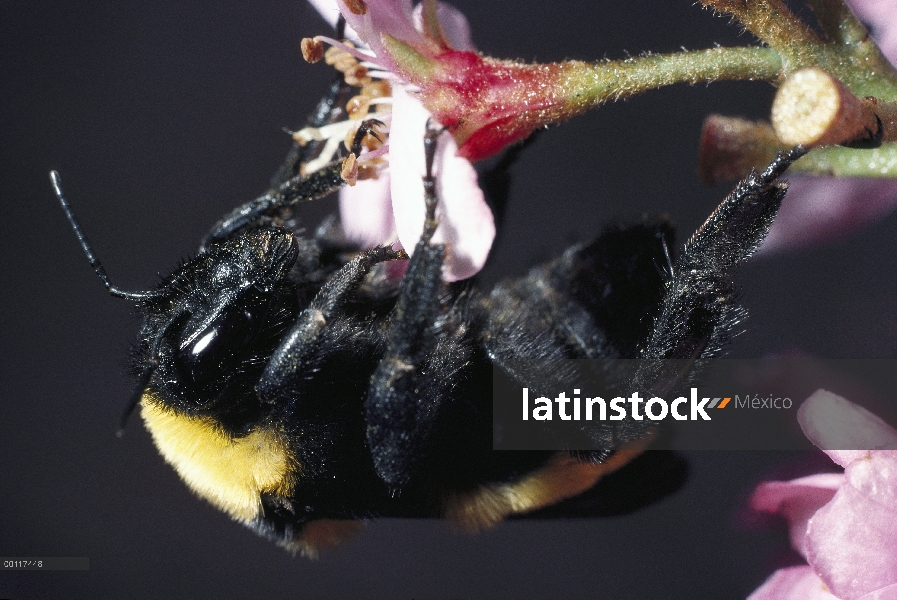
[803,0,868,45]
[700,0,823,62]
[793,144,897,177]
[564,46,782,111]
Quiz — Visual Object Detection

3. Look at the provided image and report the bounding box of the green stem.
[565,46,782,109]
[793,144,897,177]
[700,0,824,63]
[803,0,868,45]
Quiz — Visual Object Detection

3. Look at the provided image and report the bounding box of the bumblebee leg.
[269,77,355,190]
[255,244,407,405]
[630,147,808,400]
[364,123,466,492]
[200,117,382,250]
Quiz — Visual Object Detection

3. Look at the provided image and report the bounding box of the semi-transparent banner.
[492,359,897,450]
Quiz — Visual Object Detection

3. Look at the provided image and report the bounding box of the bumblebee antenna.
[50,171,161,301]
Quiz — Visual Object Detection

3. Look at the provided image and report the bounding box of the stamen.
[356,144,390,162]
[300,37,325,63]
[303,135,346,175]
[346,95,372,119]
[341,153,359,186]
[361,80,392,99]
[292,120,356,145]
[342,0,368,16]
[317,36,376,65]
[344,66,372,87]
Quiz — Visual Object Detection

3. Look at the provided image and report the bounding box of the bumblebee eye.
[176,288,274,388]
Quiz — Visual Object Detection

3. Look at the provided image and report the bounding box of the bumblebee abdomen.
[140,393,297,523]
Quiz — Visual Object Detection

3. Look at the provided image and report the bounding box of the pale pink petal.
[846,0,897,65]
[844,450,897,507]
[339,174,397,248]
[307,0,364,44]
[747,566,840,600]
[389,85,494,281]
[798,390,897,467]
[336,0,428,71]
[759,178,897,255]
[412,1,475,51]
[750,473,844,557]
[308,0,344,29]
[806,466,897,600]
[858,583,897,600]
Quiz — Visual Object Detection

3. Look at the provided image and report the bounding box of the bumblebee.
[51,76,804,555]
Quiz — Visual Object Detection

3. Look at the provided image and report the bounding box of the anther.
[346,95,372,120]
[301,37,325,64]
[341,153,359,186]
[343,0,368,16]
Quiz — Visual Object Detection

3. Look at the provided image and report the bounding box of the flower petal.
[339,174,397,249]
[750,473,844,558]
[389,85,494,281]
[336,0,430,71]
[858,583,897,600]
[846,0,897,65]
[806,461,897,600]
[411,1,474,51]
[759,177,897,255]
[308,0,350,32]
[797,390,897,467]
[747,565,840,600]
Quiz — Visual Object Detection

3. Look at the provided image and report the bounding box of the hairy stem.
[793,144,897,177]
[700,0,823,62]
[804,0,868,45]
[564,46,782,109]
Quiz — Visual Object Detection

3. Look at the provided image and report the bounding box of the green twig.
[804,0,868,45]
[793,144,897,177]
[566,46,782,109]
[700,0,823,64]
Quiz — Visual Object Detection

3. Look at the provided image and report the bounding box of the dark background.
[2,1,895,598]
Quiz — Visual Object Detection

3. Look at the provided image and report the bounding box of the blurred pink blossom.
[748,390,897,599]
[308,0,494,281]
[761,0,897,255]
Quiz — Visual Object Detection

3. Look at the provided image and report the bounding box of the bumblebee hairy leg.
[256,244,408,406]
[364,121,462,493]
[201,117,386,249]
[444,436,655,531]
[632,146,807,396]
[269,76,356,190]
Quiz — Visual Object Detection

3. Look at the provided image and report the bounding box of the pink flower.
[306,0,494,281]
[748,566,841,600]
[761,0,897,255]
[331,0,585,162]
[748,390,897,600]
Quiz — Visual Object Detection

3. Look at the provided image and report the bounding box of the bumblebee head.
[50,170,302,433]
[133,228,301,430]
